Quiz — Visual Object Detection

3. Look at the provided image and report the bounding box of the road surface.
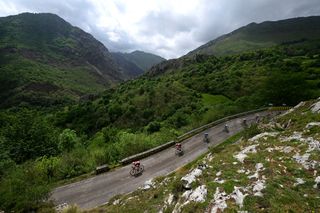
[51,110,280,209]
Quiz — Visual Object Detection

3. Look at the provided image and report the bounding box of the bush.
[243,124,261,139]
[0,164,51,212]
[58,129,80,152]
[168,112,188,128]
[0,137,16,177]
[35,156,61,180]
[102,127,119,143]
[58,148,92,179]
[146,121,161,133]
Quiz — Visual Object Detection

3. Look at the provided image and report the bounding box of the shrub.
[35,156,61,180]
[58,129,80,152]
[0,164,51,212]
[146,121,161,133]
[58,148,92,179]
[243,124,261,140]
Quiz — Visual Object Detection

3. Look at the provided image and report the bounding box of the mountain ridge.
[187,15,320,56]
[113,50,166,71]
[148,15,320,76]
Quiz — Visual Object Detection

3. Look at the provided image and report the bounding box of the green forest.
[0,38,319,211]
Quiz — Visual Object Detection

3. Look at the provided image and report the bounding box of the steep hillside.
[149,16,320,76]
[188,16,320,57]
[0,13,122,107]
[93,99,320,212]
[58,40,320,135]
[111,52,144,79]
[113,50,166,72]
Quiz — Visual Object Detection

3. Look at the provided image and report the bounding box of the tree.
[263,70,311,106]
[58,129,79,152]
[0,109,59,163]
[146,121,161,133]
[35,156,61,180]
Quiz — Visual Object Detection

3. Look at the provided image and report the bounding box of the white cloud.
[0,0,319,59]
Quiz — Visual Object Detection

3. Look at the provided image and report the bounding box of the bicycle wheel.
[130,169,136,176]
[139,165,144,173]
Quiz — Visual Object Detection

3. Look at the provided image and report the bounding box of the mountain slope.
[114,50,166,72]
[149,16,320,76]
[111,52,144,79]
[188,16,320,57]
[57,40,320,136]
[0,13,123,107]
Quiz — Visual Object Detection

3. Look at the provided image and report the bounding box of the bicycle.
[130,162,144,176]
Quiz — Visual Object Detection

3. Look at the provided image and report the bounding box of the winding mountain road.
[51,110,281,209]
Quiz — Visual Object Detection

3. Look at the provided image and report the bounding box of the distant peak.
[247,22,257,26]
[17,12,60,18]
[131,50,145,54]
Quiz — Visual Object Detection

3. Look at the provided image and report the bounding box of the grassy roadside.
[54,118,248,188]
[83,131,245,213]
[68,102,320,213]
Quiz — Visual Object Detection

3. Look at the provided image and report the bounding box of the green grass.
[202,94,231,106]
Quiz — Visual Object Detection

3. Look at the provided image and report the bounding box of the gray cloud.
[0,0,319,59]
[139,11,198,37]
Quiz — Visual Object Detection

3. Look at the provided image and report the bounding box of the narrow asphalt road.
[51,110,280,209]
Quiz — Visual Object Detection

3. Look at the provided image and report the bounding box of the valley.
[0,12,319,213]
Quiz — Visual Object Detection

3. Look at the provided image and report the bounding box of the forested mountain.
[112,50,166,75]
[111,52,145,79]
[122,50,166,71]
[0,13,123,107]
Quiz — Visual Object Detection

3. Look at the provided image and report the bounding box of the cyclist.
[130,160,144,176]
[132,161,140,170]
[224,124,229,132]
[175,142,184,156]
[175,143,182,151]
[203,133,209,143]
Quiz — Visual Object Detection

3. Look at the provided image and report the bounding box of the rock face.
[311,98,320,113]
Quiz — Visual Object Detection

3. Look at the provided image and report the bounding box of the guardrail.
[269,106,292,111]
[120,107,276,165]
[120,140,176,165]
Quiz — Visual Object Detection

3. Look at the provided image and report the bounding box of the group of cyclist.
[130,116,257,176]
[130,123,231,175]
[131,127,222,176]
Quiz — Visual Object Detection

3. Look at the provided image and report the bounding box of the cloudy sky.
[1,0,320,59]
